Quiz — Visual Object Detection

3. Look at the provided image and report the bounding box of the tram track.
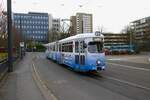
[34,53,150,100]
[35,54,150,91]
[78,72,150,100]
[84,72,150,91]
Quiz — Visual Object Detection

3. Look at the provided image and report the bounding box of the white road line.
[148,58,150,62]
[32,63,58,100]
[105,76,150,91]
[108,62,150,71]
[107,58,126,61]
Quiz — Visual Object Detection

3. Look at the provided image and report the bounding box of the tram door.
[75,40,86,69]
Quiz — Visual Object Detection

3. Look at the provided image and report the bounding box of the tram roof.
[59,33,104,43]
[45,33,104,46]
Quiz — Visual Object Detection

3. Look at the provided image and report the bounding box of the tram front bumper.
[97,66,105,70]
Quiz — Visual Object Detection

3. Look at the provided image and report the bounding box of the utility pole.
[130,30,132,50]
[7,0,13,72]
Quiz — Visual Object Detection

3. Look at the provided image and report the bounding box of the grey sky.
[3,0,150,33]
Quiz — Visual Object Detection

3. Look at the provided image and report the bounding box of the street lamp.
[7,0,13,72]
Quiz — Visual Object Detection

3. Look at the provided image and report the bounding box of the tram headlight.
[96,60,101,65]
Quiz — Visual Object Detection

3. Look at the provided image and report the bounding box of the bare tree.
[121,25,136,45]
[0,12,7,47]
[12,25,22,48]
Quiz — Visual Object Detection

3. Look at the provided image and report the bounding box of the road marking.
[148,58,150,62]
[107,58,126,61]
[108,62,150,71]
[105,76,150,91]
[32,63,58,100]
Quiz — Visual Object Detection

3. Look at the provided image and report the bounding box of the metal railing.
[0,59,8,79]
[0,48,24,79]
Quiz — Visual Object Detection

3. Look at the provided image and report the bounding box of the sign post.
[20,42,24,59]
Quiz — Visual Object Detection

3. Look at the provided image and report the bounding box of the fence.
[0,47,20,80]
[0,59,8,80]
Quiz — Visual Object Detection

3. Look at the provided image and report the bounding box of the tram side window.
[62,42,73,52]
[56,44,57,51]
[55,45,57,51]
[62,45,64,52]
[80,41,85,53]
[59,44,61,52]
[48,46,51,51]
[48,47,49,51]
[75,41,85,53]
[56,44,59,52]
[53,45,55,51]
[51,46,53,51]
[50,46,52,51]
[75,41,79,53]
[51,46,52,51]
[68,45,73,52]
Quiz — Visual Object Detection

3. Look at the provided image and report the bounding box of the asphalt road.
[33,52,150,100]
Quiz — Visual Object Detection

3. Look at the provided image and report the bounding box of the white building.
[48,15,60,33]
[48,14,53,31]
[76,13,93,34]
[52,18,60,33]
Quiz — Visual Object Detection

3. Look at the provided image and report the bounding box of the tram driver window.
[88,42,103,53]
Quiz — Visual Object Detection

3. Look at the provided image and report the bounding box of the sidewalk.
[140,52,150,55]
[0,53,45,100]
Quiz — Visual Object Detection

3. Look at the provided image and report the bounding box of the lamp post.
[7,0,13,72]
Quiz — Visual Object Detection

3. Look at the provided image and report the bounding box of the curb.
[32,62,58,100]
[0,69,8,88]
[0,57,21,87]
[0,68,8,81]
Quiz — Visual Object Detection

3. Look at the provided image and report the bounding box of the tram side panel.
[61,52,74,68]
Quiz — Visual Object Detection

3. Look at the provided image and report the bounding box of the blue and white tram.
[45,32,106,72]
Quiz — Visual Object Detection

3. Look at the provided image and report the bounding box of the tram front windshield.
[88,42,103,53]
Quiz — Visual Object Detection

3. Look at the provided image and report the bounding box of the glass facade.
[13,12,49,43]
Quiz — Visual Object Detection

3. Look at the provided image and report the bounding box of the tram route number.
[95,31,101,36]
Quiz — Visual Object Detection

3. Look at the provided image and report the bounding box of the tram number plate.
[95,31,101,36]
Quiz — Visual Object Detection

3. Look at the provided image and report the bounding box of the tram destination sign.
[93,37,102,41]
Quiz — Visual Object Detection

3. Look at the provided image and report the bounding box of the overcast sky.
[3,0,150,33]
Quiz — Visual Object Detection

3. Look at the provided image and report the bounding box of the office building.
[131,16,150,41]
[70,16,77,35]
[13,12,49,43]
[70,13,93,35]
[103,33,129,48]
[52,18,60,33]
[131,16,150,50]
[103,33,135,54]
